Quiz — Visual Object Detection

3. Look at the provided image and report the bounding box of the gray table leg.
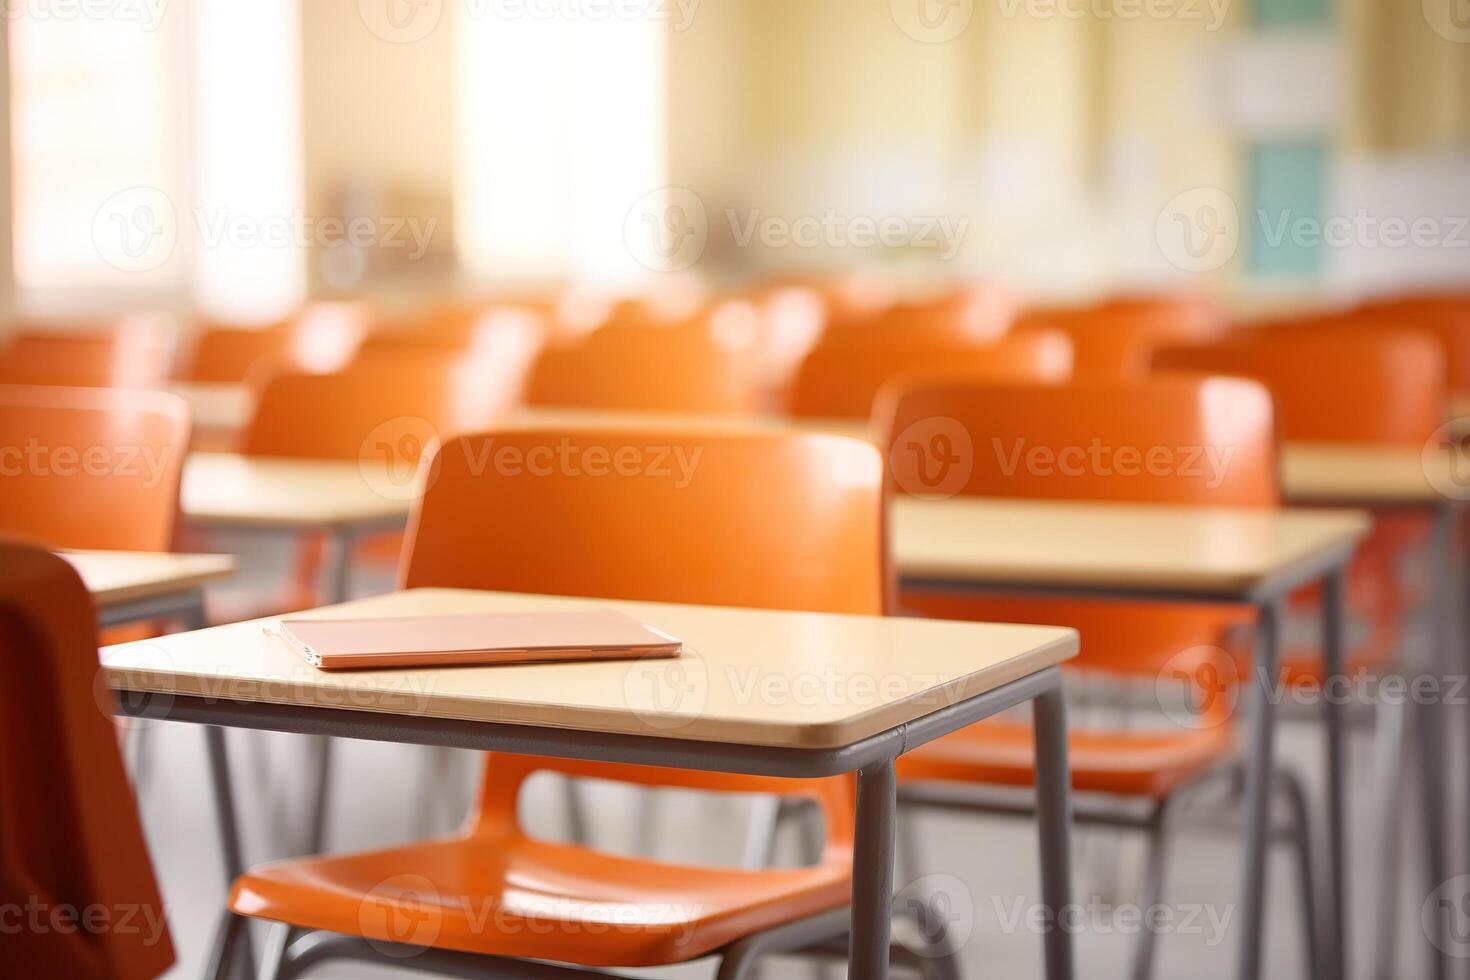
[1236,599,1282,980]
[183,595,255,980]
[302,526,355,855]
[1034,675,1076,980]
[850,759,897,980]
[1321,568,1348,980]
[1420,505,1455,980]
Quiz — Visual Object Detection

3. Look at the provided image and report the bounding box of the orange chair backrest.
[179,323,292,384]
[526,303,760,414]
[1329,299,1470,395]
[401,429,882,825]
[1014,297,1222,379]
[1153,331,1446,447]
[0,315,175,389]
[822,290,1018,348]
[789,329,1073,420]
[353,307,545,370]
[0,544,173,978]
[877,375,1278,508]
[0,385,191,551]
[241,357,514,464]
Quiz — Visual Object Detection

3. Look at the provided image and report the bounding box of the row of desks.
[92,389,1467,980]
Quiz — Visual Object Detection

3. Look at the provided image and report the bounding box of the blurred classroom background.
[3,2,1469,979]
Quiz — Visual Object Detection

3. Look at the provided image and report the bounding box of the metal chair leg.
[255,923,292,980]
[204,910,247,980]
[1371,693,1408,980]
[743,795,783,869]
[1275,769,1321,980]
[1128,791,1189,980]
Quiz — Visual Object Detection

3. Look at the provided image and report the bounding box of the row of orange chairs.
[5,372,1308,978]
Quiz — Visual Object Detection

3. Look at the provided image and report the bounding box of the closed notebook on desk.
[273,610,682,671]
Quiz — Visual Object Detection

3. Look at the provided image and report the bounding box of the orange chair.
[821,289,1019,348]
[353,306,546,371]
[527,302,761,414]
[788,329,1072,420]
[1153,332,1446,684]
[0,385,191,552]
[0,543,174,979]
[877,376,1318,979]
[217,429,948,977]
[1354,295,1470,396]
[1014,295,1222,379]
[0,314,176,389]
[179,322,293,384]
[221,356,517,617]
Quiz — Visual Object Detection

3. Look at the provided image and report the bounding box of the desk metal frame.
[900,537,1357,980]
[113,663,1076,980]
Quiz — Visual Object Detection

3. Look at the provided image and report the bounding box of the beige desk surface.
[509,407,873,441]
[1280,442,1462,506]
[892,497,1370,596]
[64,550,237,608]
[182,453,412,530]
[100,587,1077,749]
[168,382,255,432]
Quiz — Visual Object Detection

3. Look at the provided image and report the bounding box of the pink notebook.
[272,610,682,671]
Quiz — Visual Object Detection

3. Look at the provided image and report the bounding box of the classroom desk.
[1282,442,1466,980]
[891,496,1370,980]
[102,587,1081,980]
[64,549,236,628]
[181,452,412,602]
[67,547,247,975]
[169,382,255,433]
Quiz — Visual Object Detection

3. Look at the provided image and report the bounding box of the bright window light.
[455,10,666,287]
[9,9,183,299]
[192,0,306,323]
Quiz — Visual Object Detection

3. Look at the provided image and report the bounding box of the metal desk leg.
[850,758,897,980]
[183,596,255,980]
[1420,505,1456,980]
[1237,599,1282,980]
[302,526,355,855]
[1321,568,1348,980]
[1034,674,1076,980]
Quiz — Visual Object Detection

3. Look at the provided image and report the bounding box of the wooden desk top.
[64,550,237,608]
[1280,442,1464,506]
[892,497,1370,598]
[168,382,255,432]
[100,588,1077,749]
[182,453,413,530]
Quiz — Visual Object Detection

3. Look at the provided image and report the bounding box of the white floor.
[131,534,1448,979]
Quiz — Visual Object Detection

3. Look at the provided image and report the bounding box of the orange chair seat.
[229,834,851,967]
[897,720,1235,798]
